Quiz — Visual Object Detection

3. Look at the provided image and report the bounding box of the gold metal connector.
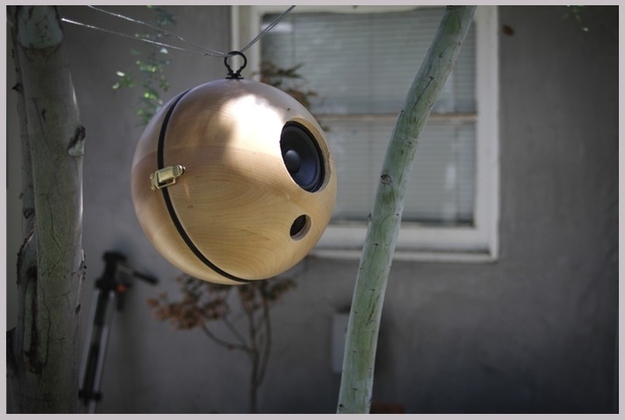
[150,165,186,190]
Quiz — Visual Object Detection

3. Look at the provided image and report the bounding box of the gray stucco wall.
[6,6,618,413]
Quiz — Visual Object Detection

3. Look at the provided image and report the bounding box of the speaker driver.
[280,122,324,192]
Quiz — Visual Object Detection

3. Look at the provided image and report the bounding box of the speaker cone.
[280,122,324,192]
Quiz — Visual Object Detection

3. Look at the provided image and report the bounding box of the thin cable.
[61,18,212,56]
[87,6,226,57]
[61,6,296,58]
[240,5,295,53]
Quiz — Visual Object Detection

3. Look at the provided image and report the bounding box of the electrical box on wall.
[331,312,350,374]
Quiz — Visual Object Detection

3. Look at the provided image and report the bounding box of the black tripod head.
[95,251,158,311]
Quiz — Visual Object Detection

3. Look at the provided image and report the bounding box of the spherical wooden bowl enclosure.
[131,79,337,285]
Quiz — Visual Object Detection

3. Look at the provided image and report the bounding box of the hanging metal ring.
[224,51,247,79]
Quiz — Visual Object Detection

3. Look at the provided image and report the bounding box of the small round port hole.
[290,215,310,240]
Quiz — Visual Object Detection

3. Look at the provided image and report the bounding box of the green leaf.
[112,71,134,90]
[138,63,158,73]
[143,91,158,100]
[112,6,174,126]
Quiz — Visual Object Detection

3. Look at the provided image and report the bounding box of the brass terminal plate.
[150,165,186,190]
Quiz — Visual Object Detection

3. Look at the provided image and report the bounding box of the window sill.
[311,222,498,263]
[310,248,496,263]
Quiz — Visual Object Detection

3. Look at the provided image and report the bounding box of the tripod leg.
[79,291,99,394]
[89,292,116,413]
[79,289,117,413]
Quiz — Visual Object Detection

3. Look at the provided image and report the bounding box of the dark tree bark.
[7,6,86,413]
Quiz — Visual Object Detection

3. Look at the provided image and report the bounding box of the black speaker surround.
[280,122,325,192]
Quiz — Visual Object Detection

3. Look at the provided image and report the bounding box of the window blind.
[261,7,477,225]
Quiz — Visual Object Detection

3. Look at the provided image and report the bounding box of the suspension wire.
[86,6,225,57]
[60,5,296,58]
[60,17,212,56]
[240,5,295,53]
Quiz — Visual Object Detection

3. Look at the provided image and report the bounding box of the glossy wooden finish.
[132,79,337,284]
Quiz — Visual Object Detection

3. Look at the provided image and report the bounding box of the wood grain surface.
[132,79,337,284]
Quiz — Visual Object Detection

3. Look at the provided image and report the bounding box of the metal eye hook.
[224,50,247,79]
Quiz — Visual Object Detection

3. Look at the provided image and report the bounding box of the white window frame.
[233,5,499,262]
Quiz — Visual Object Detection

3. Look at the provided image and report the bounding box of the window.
[233,6,499,261]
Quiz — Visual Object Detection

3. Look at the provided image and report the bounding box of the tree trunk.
[7,6,86,413]
[336,6,477,414]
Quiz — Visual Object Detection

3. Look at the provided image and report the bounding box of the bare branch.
[337,6,477,414]
[256,283,272,387]
[222,314,250,349]
[200,324,250,354]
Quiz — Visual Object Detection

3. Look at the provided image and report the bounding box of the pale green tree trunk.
[7,6,86,413]
[336,6,477,414]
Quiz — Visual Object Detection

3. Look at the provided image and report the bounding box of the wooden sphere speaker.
[131,78,337,285]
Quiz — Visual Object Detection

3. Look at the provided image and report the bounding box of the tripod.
[78,251,158,413]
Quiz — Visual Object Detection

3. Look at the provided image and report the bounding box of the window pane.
[326,119,475,225]
[262,8,476,115]
[261,7,477,225]
[404,120,476,224]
